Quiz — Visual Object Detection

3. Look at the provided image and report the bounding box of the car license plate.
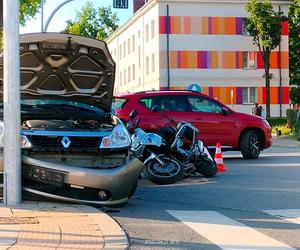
[23,164,67,187]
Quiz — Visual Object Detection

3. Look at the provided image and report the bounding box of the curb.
[0,202,129,250]
[78,205,129,250]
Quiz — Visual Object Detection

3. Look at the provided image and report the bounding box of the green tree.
[64,2,119,40]
[289,0,300,88]
[245,0,286,118]
[0,0,44,47]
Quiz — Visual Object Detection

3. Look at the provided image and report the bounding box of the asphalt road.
[108,145,300,250]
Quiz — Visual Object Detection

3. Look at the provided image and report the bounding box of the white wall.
[107,2,161,94]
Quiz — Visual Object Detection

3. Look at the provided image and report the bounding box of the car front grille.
[28,135,102,152]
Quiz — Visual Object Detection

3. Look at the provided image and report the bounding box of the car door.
[183,95,239,148]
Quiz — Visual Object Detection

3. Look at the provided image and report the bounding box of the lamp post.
[41,0,74,32]
[3,0,21,205]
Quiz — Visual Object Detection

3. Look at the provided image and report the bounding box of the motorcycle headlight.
[0,122,32,149]
[99,124,131,149]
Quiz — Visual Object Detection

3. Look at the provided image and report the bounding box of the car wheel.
[240,130,261,159]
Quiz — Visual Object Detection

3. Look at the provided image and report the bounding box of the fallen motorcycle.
[151,105,217,177]
[126,110,185,185]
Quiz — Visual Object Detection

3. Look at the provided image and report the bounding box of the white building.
[106,0,290,116]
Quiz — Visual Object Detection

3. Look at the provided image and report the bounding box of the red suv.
[113,91,272,159]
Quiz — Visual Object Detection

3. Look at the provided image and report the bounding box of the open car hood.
[0,33,115,111]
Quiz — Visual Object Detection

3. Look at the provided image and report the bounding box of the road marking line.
[167,210,296,250]
[264,209,300,225]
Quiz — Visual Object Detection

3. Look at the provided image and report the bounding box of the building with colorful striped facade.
[106,0,290,116]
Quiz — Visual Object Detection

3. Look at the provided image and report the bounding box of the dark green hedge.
[267,117,287,127]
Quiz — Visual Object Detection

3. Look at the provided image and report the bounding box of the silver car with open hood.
[0,33,142,206]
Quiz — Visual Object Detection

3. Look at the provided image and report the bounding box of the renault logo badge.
[61,136,71,149]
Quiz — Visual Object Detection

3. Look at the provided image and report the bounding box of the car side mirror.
[222,107,229,116]
[151,105,159,112]
[129,109,138,119]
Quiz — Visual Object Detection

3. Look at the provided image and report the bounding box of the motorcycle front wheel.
[143,156,185,185]
[195,159,217,177]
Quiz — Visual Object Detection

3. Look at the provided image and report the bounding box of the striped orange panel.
[201,87,209,95]
[224,17,236,35]
[180,51,189,68]
[270,87,278,104]
[218,17,225,35]
[211,17,219,35]
[257,87,263,104]
[219,87,227,104]
[281,51,289,69]
[269,52,278,69]
[213,87,220,100]
[170,51,178,68]
[174,16,182,34]
[184,16,192,34]
[201,17,208,34]
[222,51,236,69]
[188,51,198,68]
[211,51,219,68]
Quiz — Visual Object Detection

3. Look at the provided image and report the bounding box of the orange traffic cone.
[214,143,227,172]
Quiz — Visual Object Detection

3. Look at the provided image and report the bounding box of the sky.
[20,0,134,34]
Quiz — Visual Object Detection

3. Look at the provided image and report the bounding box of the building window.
[133,64,136,81]
[242,18,250,35]
[146,56,149,75]
[120,71,122,86]
[128,38,130,54]
[145,24,149,42]
[124,69,126,85]
[242,52,256,69]
[123,41,126,57]
[242,87,257,104]
[151,20,155,40]
[151,54,155,73]
[128,66,131,83]
[119,45,122,59]
[132,35,135,52]
[138,46,141,69]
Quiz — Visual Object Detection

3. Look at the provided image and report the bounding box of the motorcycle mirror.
[151,105,159,112]
[222,107,229,116]
[129,109,139,119]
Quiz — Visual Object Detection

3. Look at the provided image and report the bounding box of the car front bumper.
[0,154,143,206]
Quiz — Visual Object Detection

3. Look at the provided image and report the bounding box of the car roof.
[115,90,206,98]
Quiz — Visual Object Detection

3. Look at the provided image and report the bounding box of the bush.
[267,117,287,127]
[286,109,298,133]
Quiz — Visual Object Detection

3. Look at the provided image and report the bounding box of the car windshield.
[20,100,105,114]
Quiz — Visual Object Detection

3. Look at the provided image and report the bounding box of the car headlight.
[99,124,131,149]
[0,122,32,149]
[21,135,32,149]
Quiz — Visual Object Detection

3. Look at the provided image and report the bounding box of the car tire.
[240,130,261,159]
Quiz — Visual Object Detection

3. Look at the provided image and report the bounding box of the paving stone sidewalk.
[0,202,128,250]
[272,137,300,148]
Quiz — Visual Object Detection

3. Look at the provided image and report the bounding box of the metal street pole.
[3,0,22,205]
[43,0,74,32]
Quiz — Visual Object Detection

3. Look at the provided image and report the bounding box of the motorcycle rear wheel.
[143,156,184,185]
[195,159,217,177]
